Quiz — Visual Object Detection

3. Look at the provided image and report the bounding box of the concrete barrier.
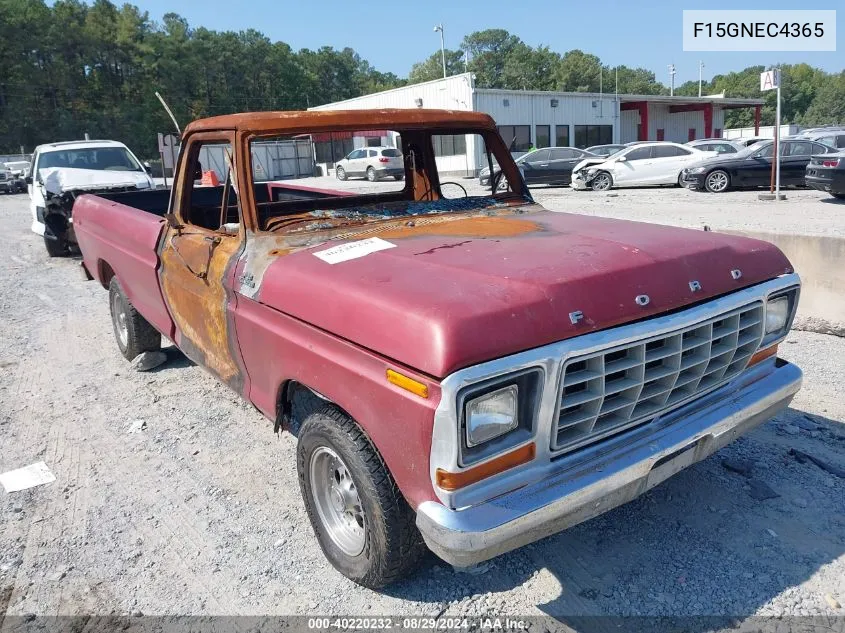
[720,230,845,337]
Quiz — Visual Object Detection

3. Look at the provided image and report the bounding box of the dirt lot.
[0,186,844,626]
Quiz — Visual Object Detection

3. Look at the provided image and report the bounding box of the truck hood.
[254,210,792,377]
[41,167,152,195]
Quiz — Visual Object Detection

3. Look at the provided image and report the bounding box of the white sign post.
[760,69,782,200]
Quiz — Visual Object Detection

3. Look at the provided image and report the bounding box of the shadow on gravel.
[386,409,844,631]
[151,345,194,371]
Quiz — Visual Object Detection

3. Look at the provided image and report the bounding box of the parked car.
[0,164,25,193]
[585,144,626,157]
[335,146,404,181]
[733,137,768,147]
[73,108,801,588]
[686,139,744,154]
[480,147,596,187]
[26,140,155,256]
[800,131,845,150]
[805,151,845,199]
[571,142,717,191]
[681,139,837,193]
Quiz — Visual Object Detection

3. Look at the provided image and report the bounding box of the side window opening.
[184,141,239,233]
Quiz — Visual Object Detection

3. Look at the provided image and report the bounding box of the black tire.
[590,171,613,191]
[297,404,425,588]
[335,166,347,181]
[393,174,404,181]
[44,235,69,257]
[108,277,161,361]
[704,169,730,193]
[366,166,377,182]
[832,193,845,200]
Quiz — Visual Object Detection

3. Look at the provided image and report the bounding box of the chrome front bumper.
[416,358,801,567]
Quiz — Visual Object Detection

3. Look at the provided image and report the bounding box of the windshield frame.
[245,125,530,234]
[36,146,143,176]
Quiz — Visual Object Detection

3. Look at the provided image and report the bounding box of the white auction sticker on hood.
[313,237,396,264]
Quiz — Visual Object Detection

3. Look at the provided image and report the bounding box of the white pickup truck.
[27,139,155,256]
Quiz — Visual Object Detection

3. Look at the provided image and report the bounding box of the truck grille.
[552,302,764,454]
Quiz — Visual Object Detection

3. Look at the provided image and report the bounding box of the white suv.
[335,146,404,182]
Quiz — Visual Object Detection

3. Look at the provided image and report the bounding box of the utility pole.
[668,64,676,96]
[698,61,705,97]
[433,24,446,79]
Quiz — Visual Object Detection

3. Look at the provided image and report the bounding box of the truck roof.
[185,109,498,135]
[35,139,129,153]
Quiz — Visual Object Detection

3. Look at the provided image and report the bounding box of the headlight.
[689,166,708,174]
[465,386,518,447]
[458,368,542,467]
[761,289,798,347]
[765,296,789,334]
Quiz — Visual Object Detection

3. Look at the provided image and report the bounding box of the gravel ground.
[0,189,843,626]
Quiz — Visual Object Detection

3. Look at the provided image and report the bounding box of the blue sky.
[131,0,843,86]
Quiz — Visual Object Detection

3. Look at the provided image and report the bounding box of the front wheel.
[44,235,69,257]
[704,170,730,193]
[297,405,425,588]
[366,166,377,182]
[109,277,161,361]
[590,171,613,191]
[335,166,347,181]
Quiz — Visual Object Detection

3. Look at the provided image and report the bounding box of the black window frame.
[536,125,550,149]
[498,125,532,152]
[555,125,570,147]
[574,125,614,149]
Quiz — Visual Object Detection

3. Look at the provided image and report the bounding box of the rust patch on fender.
[374,216,540,240]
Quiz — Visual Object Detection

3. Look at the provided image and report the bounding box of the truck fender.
[275,380,333,436]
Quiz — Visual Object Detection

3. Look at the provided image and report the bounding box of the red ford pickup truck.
[73,110,802,589]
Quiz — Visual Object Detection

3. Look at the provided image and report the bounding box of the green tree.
[408,49,466,84]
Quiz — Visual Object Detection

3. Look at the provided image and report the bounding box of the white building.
[310,73,763,176]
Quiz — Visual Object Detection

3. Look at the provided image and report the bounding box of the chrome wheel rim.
[367,168,375,181]
[707,171,728,192]
[336,167,345,180]
[593,173,611,191]
[111,291,128,348]
[309,446,365,556]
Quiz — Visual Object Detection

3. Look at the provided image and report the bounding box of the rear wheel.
[109,277,161,361]
[590,171,613,191]
[335,166,347,181]
[704,170,730,193]
[366,166,377,182]
[297,404,425,588]
[832,193,845,200]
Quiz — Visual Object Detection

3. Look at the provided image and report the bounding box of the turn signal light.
[436,443,536,491]
[386,369,429,399]
[748,344,778,367]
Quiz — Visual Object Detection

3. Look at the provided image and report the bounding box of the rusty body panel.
[71,108,796,510]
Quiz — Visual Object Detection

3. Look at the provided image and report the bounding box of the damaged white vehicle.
[570,142,716,191]
[27,140,154,256]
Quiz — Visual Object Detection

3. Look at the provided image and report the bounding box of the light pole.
[434,24,446,78]
[668,64,676,96]
[698,60,705,97]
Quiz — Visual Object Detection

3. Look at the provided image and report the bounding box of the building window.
[432,134,467,157]
[573,125,613,148]
[656,129,665,141]
[714,128,722,138]
[536,125,550,148]
[498,125,532,152]
[555,125,570,147]
[313,133,354,164]
[688,128,697,142]
[366,137,382,147]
